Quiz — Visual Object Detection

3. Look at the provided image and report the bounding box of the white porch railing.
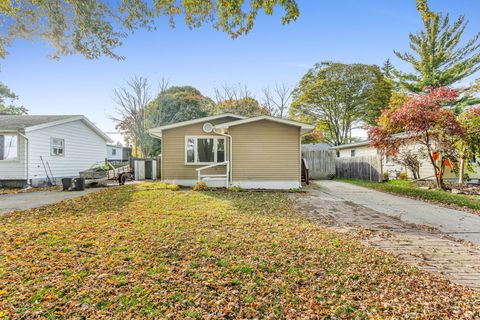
[196,161,229,187]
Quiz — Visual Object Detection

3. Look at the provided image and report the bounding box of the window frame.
[385,155,394,166]
[50,137,65,157]
[184,135,226,165]
[0,134,19,162]
[111,148,117,156]
[350,149,356,158]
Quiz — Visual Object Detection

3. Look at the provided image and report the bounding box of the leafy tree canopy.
[393,0,480,92]
[0,81,27,115]
[290,62,391,146]
[0,0,299,59]
[215,97,267,117]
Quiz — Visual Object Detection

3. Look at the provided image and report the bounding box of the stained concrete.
[314,180,480,244]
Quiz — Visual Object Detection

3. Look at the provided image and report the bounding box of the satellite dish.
[203,122,214,133]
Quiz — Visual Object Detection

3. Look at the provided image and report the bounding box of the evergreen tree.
[393,1,480,92]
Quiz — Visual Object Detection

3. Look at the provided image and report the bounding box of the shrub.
[399,171,408,180]
[383,172,390,182]
[192,182,208,191]
[168,184,180,191]
[228,185,243,192]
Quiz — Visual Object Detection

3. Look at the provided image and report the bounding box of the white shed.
[0,115,112,187]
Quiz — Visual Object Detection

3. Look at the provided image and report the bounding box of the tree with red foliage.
[368,87,462,189]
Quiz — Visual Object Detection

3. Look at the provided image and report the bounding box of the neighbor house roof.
[149,113,246,137]
[330,140,371,150]
[213,115,315,134]
[0,115,112,142]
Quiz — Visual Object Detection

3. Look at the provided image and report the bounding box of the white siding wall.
[338,145,377,158]
[27,120,107,184]
[107,145,123,161]
[0,133,27,180]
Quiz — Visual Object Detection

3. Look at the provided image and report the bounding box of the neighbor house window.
[185,136,226,164]
[0,134,18,161]
[51,137,65,156]
[351,149,356,157]
[111,148,117,156]
[385,156,394,165]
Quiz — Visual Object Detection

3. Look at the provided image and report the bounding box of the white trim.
[214,115,315,134]
[163,179,301,189]
[231,181,301,189]
[184,135,226,165]
[24,115,113,143]
[149,113,246,137]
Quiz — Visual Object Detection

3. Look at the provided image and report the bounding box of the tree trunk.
[458,157,465,184]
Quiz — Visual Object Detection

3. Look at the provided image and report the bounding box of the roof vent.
[203,122,213,133]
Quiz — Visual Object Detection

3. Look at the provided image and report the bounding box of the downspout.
[214,129,232,186]
[17,131,29,186]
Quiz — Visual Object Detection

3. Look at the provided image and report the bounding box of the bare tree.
[111,76,153,157]
[262,82,293,118]
[214,83,253,103]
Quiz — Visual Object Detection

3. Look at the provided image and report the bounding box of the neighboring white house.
[0,115,112,187]
[107,143,131,162]
[332,140,480,181]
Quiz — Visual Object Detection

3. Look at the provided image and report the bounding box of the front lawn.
[338,178,480,213]
[1,183,478,318]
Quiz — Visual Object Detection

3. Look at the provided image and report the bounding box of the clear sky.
[2,0,479,142]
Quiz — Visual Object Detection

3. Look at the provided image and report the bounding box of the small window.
[0,134,18,161]
[111,148,117,156]
[472,155,477,164]
[185,136,225,164]
[51,137,65,156]
[351,149,356,157]
[385,156,393,165]
[336,151,340,158]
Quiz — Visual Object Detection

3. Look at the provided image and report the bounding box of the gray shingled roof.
[0,115,79,131]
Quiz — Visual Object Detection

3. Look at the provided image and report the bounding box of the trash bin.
[61,178,72,191]
[73,178,85,191]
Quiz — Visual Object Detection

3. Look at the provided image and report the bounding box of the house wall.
[27,120,107,186]
[161,117,237,184]
[336,143,480,181]
[229,120,301,188]
[107,145,123,161]
[0,133,27,181]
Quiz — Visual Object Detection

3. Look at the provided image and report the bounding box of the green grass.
[338,178,480,212]
[0,182,478,318]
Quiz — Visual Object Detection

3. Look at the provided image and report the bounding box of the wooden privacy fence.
[335,155,383,182]
[301,150,336,179]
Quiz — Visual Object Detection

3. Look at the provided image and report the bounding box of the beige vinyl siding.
[162,117,236,180]
[229,120,300,182]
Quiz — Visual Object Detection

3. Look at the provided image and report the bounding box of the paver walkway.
[294,180,480,290]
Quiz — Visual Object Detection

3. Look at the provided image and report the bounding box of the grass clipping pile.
[0,182,479,318]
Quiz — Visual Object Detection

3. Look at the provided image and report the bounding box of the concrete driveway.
[0,188,105,214]
[314,180,480,244]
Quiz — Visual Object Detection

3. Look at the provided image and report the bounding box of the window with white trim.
[385,156,394,165]
[111,148,117,156]
[51,137,65,156]
[351,149,356,157]
[0,134,18,161]
[185,136,225,164]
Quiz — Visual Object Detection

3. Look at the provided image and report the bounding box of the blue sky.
[2,0,480,142]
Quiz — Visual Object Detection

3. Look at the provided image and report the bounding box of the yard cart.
[79,161,132,186]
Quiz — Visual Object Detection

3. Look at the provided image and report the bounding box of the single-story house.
[332,140,480,181]
[0,115,112,187]
[107,143,132,162]
[149,113,315,189]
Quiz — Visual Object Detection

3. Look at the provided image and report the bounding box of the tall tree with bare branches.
[262,82,293,118]
[112,76,153,157]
